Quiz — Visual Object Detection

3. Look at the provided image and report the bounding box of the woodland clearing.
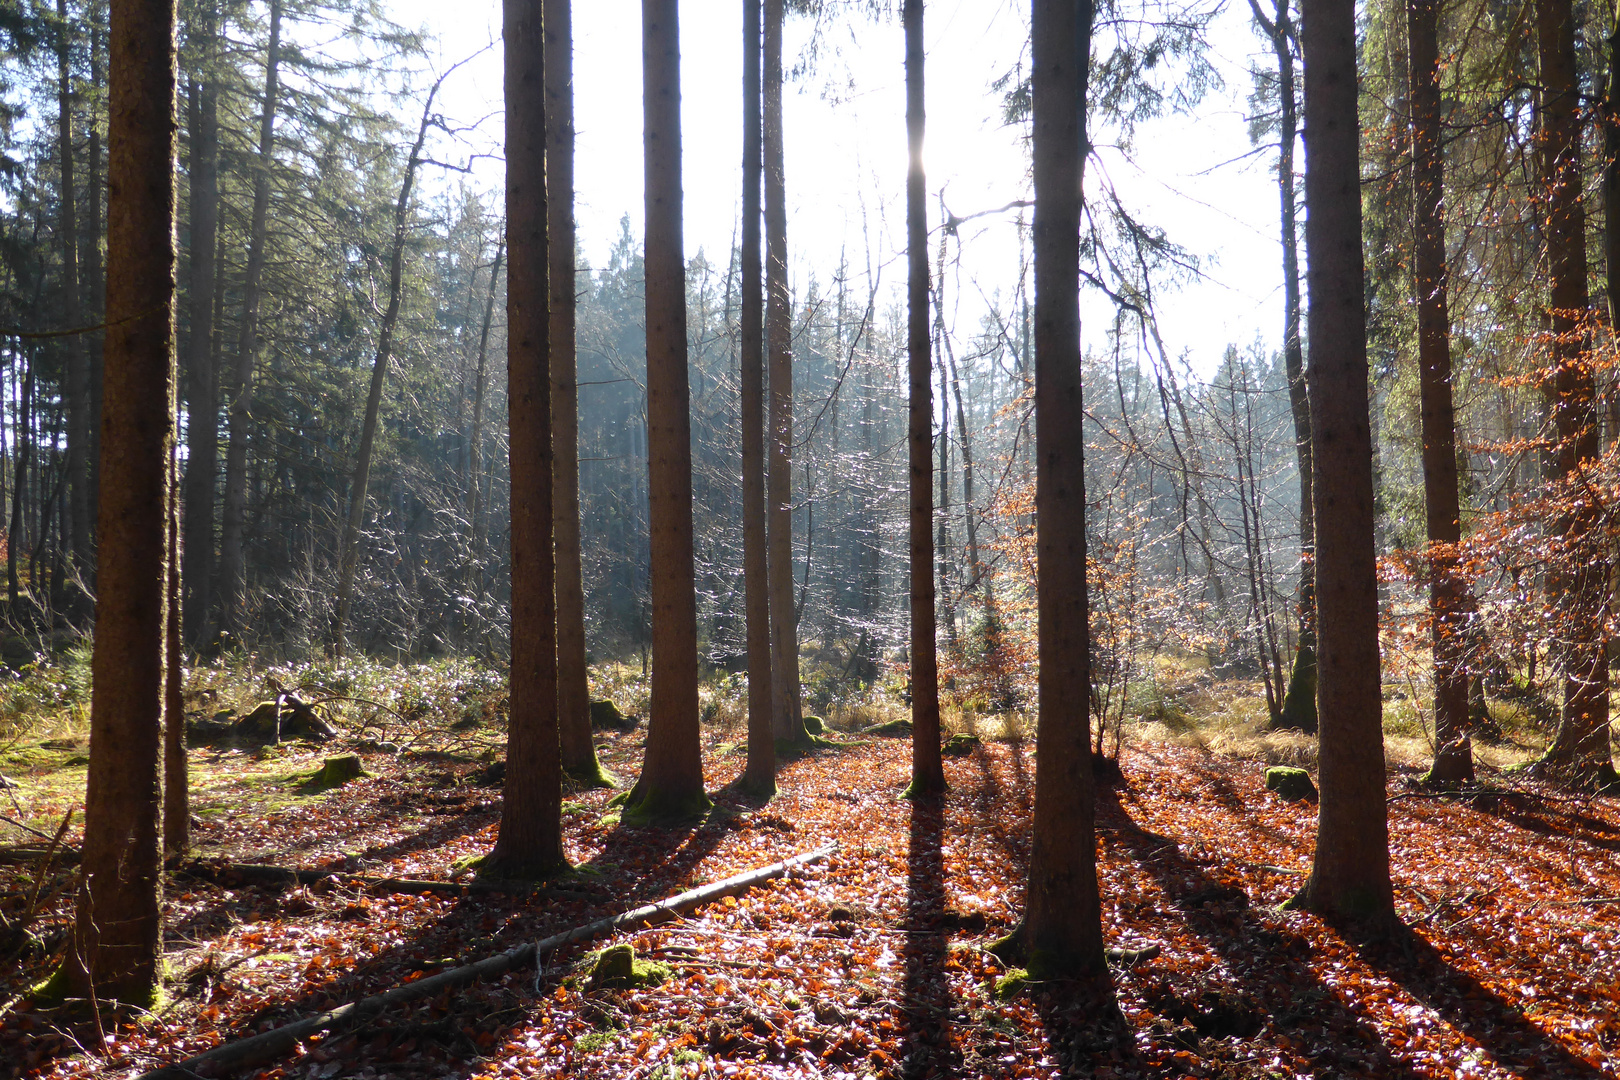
[0,658,1616,1080]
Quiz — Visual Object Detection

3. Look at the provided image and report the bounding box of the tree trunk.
[1247,0,1317,734]
[58,0,175,1004]
[56,0,92,573]
[1409,0,1472,785]
[546,0,605,786]
[218,0,281,643]
[764,0,805,743]
[488,0,566,875]
[1532,0,1616,789]
[182,17,218,647]
[626,0,709,823]
[740,0,775,795]
[331,75,444,654]
[85,2,105,546]
[997,0,1105,978]
[1287,0,1395,922]
[9,357,31,612]
[904,0,944,797]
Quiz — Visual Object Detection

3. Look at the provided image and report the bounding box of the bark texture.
[546,0,604,785]
[904,0,944,797]
[1291,0,1395,922]
[740,0,775,795]
[61,0,176,1003]
[489,0,565,874]
[764,0,805,743]
[627,0,708,822]
[1015,0,1105,977]
[1408,0,1473,785]
[1531,0,1616,789]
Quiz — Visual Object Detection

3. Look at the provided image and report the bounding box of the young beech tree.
[993,0,1105,976]
[486,0,565,875]
[547,0,610,788]
[56,0,176,1005]
[624,0,709,823]
[1409,0,1472,786]
[1285,0,1394,923]
[741,0,776,796]
[904,0,944,798]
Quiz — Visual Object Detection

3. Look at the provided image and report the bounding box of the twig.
[0,812,75,849]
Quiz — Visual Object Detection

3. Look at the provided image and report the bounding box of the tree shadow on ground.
[898,793,960,1078]
[1463,788,1620,853]
[1097,785,1432,1078]
[1351,923,1605,1079]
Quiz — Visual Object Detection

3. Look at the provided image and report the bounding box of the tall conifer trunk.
[904,0,944,797]
[1288,0,1396,922]
[764,0,805,742]
[58,0,176,1004]
[1409,0,1473,785]
[218,0,281,641]
[740,0,775,794]
[626,0,709,822]
[546,0,605,786]
[1532,0,1617,788]
[994,0,1105,976]
[488,0,566,874]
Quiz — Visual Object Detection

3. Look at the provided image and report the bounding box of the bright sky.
[397,0,1288,378]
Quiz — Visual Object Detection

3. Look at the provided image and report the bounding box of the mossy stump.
[585,944,670,991]
[310,754,365,790]
[1265,766,1317,802]
[943,733,981,757]
[589,700,639,731]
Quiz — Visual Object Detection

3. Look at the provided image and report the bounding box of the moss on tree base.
[31,961,166,1013]
[564,758,618,790]
[620,787,713,826]
[581,944,670,990]
[463,852,573,883]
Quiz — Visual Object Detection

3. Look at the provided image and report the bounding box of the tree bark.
[1408,0,1472,785]
[467,237,502,617]
[182,14,218,647]
[904,0,944,797]
[626,0,708,822]
[740,0,775,795]
[1531,0,1616,789]
[58,0,175,1004]
[1247,0,1317,734]
[764,0,805,743]
[218,0,282,643]
[86,3,105,544]
[546,0,605,786]
[330,74,444,654]
[488,0,565,875]
[1288,0,1395,923]
[999,0,1105,978]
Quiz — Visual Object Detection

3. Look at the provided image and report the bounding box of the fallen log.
[175,860,606,902]
[136,843,837,1080]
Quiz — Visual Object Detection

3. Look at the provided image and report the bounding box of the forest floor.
[1,665,1618,1079]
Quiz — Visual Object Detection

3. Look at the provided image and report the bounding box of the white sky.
[395,0,1288,378]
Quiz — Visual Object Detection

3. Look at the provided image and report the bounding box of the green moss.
[1264,766,1317,801]
[621,787,712,826]
[943,733,981,757]
[900,776,947,801]
[584,944,671,990]
[31,962,166,1013]
[574,1030,616,1053]
[565,758,619,790]
[994,968,1031,1001]
[596,809,622,828]
[467,852,573,883]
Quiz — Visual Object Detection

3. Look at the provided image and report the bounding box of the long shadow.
[1465,789,1620,853]
[898,794,959,1078]
[967,744,1032,880]
[1352,925,1605,1080]
[1095,785,1433,1079]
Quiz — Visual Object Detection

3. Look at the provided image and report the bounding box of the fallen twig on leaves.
[135,843,837,1080]
[174,860,606,901]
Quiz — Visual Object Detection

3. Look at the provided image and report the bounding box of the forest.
[0,0,1617,1075]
